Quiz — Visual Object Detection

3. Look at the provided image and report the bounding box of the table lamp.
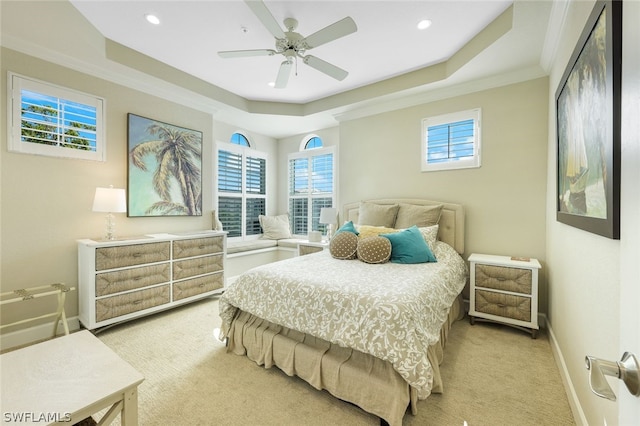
[319,207,338,242]
[92,185,127,240]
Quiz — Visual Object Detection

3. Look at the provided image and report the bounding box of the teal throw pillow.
[380,226,437,264]
[335,221,359,236]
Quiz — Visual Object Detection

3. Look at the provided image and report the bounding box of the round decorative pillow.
[357,236,392,264]
[329,231,358,259]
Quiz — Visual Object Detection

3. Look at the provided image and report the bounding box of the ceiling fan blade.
[218,49,276,58]
[244,0,285,39]
[303,55,348,81]
[274,60,293,88]
[304,17,357,49]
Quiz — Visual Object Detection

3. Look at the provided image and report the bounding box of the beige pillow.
[356,225,397,239]
[259,214,292,239]
[358,202,399,228]
[330,232,358,260]
[394,203,443,229]
[357,236,391,264]
[418,224,439,251]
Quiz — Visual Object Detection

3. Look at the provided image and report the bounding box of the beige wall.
[2,2,633,422]
[339,78,549,301]
[0,47,277,333]
[545,1,622,424]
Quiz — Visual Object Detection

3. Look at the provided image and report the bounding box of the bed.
[219,199,467,425]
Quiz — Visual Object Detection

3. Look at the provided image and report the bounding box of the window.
[8,72,105,161]
[304,136,322,149]
[421,108,481,172]
[230,132,250,147]
[217,142,266,240]
[288,140,335,236]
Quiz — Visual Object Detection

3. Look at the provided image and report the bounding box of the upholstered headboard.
[342,199,465,254]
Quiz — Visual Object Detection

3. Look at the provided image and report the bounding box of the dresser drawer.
[475,264,532,295]
[95,285,170,322]
[173,254,223,280]
[173,273,224,301]
[95,263,170,296]
[173,236,224,259]
[95,242,170,271]
[474,289,531,322]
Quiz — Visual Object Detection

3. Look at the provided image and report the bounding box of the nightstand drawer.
[475,264,532,294]
[474,289,531,322]
[95,285,170,322]
[173,254,223,280]
[95,242,170,271]
[173,236,224,259]
[95,263,170,296]
[173,274,224,301]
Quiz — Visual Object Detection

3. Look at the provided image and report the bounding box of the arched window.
[289,134,334,236]
[230,132,250,147]
[304,136,322,150]
[218,132,266,240]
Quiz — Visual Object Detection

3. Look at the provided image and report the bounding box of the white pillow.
[259,214,292,240]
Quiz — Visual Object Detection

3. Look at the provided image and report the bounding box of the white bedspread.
[219,241,467,398]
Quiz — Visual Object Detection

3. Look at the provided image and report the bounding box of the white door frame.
[618,0,640,422]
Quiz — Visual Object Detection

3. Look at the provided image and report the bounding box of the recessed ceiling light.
[268,82,276,88]
[145,14,160,25]
[417,19,432,30]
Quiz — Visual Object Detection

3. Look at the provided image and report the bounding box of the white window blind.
[421,108,481,172]
[216,143,267,239]
[288,146,335,236]
[9,72,106,161]
[218,150,242,193]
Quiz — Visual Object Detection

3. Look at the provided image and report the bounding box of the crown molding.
[540,0,571,73]
[333,65,548,123]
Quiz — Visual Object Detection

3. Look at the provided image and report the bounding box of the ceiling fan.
[218,0,357,88]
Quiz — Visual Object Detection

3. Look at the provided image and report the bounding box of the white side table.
[1,330,144,425]
[469,253,541,338]
[297,240,329,256]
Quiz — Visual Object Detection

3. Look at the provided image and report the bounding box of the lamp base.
[104,212,116,241]
[325,224,335,242]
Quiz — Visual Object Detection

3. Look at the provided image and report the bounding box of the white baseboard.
[544,315,588,426]
[0,317,81,352]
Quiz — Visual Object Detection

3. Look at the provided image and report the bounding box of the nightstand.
[297,240,329,256]
[468,253,541,338]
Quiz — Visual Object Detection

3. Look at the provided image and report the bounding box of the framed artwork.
[555,0,621,239]
[127,113,202,217]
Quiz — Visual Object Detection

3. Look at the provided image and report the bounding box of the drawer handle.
[132,253,142,258]
[198,265,205,269]
[199,283,205,288]
[497,303,506,308]
[133,276,142,281]
[198,245,206,249]
[496,277,507,281]
[133,300,142,305]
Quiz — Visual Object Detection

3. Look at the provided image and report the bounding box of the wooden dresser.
[78,231,225,330]
[468,253,541,338]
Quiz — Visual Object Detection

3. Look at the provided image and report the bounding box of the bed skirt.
[225,295,463,426]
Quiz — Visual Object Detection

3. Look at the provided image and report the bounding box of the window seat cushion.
[227,239,278,254]
[275,238,306,249]
[227,238,308,255]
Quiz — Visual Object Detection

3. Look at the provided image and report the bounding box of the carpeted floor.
[95,297,575,426]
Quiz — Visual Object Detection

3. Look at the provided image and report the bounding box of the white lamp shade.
[319,207,337,224]
[92,187,127,213]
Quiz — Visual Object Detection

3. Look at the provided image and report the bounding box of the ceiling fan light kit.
[218,0,357,88]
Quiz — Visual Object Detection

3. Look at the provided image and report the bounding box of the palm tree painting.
[128,114,202,216]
